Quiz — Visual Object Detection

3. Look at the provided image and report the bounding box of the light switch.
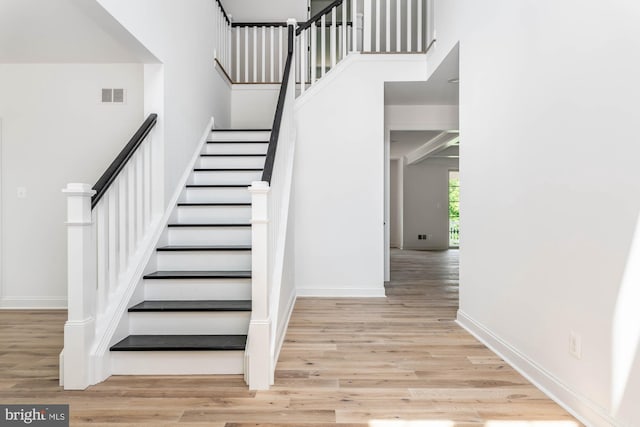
[17,187,27,199]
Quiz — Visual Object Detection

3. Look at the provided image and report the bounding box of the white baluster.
[300,29,306,93]
[143,141,152,229]
[236,28,240,81]
[127,164,135,256]
[364,0,372,52]
[270,26,275,82]
[107,187,119,295]
[396,0,401,52]
[407,0,412,52]
[279,26,283,79]
[135,151,143,242]
[118,177,128,271]
[331,8,337,68]
[352,0,358,51]
[375,0,381,52]
[311,21,317,84]
[253,26,258,82]
[321,15,326,76]
[342,0,347,58]
[244,26,249,82]
[386,0,391,52]
[261,26,266,82]
[417,0,423,51]
[96,200,108,314]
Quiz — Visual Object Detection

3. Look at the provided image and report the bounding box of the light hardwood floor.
[0,249,581,426]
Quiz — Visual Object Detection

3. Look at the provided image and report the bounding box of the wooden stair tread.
[200,154,266,157]
[128,300,251,312]
[211,128,270,132]
[193,168,263,171]
[157,245,251,251]
[177,202,251,206]
[144,271,252,279]
[167,223,251,227]
[111,335,247,351]
[185,184,249,188]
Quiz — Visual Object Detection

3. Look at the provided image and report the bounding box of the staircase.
[109,129,271,375]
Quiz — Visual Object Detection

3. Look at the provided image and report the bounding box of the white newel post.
[248,181,271,390]
[61,183,97,390]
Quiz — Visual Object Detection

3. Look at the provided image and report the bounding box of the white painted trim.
[0,296,67,309]
[0,117,3,304]
[296,287,386,298]
[456,310,617,427]
[89,117,216,384]
[273,290,296,367]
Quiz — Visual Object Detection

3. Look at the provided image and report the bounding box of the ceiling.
[385,44,459,106]
[0,0,156,63]
[390,130,459,160]
[220,0,307,22]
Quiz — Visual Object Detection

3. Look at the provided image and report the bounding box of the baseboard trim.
[0,297,67,309]
[456,310,617,427]
[296,287,386,298]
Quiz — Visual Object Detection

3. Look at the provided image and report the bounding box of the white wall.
[221,0,307,22]
[0,64,144,308]
[403,158,457,250]
[430,0,640,425]
[293,54,426,297]
[96,0,232,204]
[231,85,279,129]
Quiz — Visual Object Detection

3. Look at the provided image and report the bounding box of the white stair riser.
[177,206,251,223]
[190,170,262,185]
[168,227,251,246]
[204,143,268,155]
[129,311,250,335]
[157,251,251,271]
[209,131,270,141]
[111,351,244,375]
[198,156,265,169]
[144,278,252,301]
[182,187,250,204]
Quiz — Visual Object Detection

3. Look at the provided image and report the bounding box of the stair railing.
[247,20,297,390]
[213,0,233,73]
[295,0,433,95]
[231,22,289,83]
[61,114,162,389]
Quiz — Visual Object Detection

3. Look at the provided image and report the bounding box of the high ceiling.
[385,44,459,106]
[0,0,155,63]
[390,130,459,161]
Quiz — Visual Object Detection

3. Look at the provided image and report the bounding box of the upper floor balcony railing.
[214,0,435,87]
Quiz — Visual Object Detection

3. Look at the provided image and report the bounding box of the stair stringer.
[89,117,215,385]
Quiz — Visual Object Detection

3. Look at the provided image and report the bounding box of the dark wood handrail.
[92,114,158,209]
[297,0,344,34]
[214,0,230,25]
[232,22,288,28]
[262,25,294,184]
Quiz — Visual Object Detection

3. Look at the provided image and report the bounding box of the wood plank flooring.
[0,249,581,426]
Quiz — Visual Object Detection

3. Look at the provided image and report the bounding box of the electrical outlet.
[426,234,432,240]
[418,235,423,240]
[17,187,27,199]
[570,331,582,359]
